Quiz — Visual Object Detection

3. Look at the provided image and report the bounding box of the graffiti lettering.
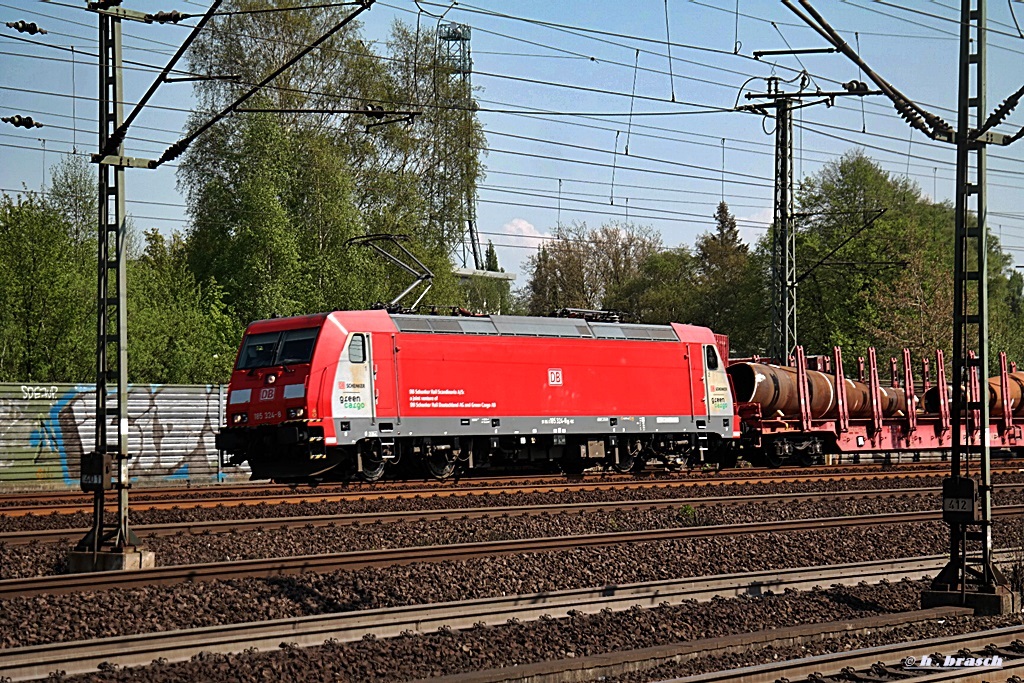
[21,385,58,401]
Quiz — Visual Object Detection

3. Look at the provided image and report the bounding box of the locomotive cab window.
[237,332,280,370]
[236,327,319,370]
[278,328,319,365]
[349,334,366,363]
[705,344,720,371]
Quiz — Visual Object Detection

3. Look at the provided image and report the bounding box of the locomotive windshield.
[236,327,319,370]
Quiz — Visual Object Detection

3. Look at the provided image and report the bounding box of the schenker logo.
[903,654,1003,670]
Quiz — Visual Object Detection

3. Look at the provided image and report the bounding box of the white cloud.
[737,206,773,247]
[501,218,546,244]
[488,217,549,280]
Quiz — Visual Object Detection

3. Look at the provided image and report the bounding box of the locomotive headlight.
[231,413,248,425]
[287,407,306,419]
[265,373,277,385]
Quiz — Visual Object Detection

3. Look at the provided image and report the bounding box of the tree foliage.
[463,241,516,313]
[0,188,93,381]
[522,222,662,315]
[181,8,486,313]
[786,150,1023,371]
[0,155,240,384]
[689,202,766,355]
[129,230,239,383]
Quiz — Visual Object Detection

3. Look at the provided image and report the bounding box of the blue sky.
[2,0,1024,281]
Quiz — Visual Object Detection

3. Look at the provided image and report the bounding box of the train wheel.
[764,451,785,468]
[358,441,386,482]
[425,450,456,480]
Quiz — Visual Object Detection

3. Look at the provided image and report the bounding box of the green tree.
[128,230,239,383]
[181,9,488,317]
[463,241,514,313]
[0,191,93,381]
[687,201,767,355]
[783,149,1024,372]
[790,151,944,355]
[522,221,661,315]
[184,111,300,324]
[605,247,698,325]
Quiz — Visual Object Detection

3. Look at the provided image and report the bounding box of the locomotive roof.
[390,313,681,342]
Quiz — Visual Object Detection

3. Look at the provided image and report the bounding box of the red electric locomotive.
[215,310,735,482]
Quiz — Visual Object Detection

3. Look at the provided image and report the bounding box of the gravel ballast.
[0,494,977,578]
[45,580,1024,683]
[0,522,949,649]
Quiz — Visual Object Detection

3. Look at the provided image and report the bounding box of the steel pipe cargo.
[727,363,834,419]
[922,373,1024,416]
[728,362,912,419]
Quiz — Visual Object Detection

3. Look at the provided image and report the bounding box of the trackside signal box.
[80,451,114,492]
[942,476,979,524]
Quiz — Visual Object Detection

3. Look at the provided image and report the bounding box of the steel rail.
[0,469,1000,517]
[0,555,985,682]
[0,467,840,503]
[5,484,1023,546]
[3,506,1023,599]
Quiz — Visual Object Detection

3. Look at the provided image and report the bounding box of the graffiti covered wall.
[0,383,246,490]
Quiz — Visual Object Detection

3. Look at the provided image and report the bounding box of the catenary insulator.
[1,115,43,129]
[5,20,47,34]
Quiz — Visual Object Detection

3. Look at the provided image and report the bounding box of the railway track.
[3,461,1021,510]
[419,608,1024,683]
[665,624,1024,683]
[0,555,987,682]
[3,505,1023,599]
[5,467,1020,517]
[4,484,1023,546]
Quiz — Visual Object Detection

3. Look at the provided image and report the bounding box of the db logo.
[548,369,563,386]
[259,387,276,401]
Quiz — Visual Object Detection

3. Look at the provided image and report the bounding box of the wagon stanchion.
[795,346,812,433]
[867,348,883,439]
[999,352,1013,434]
[968,350,983,456]
[936,350,950,436]
[902,349,917,436]
[833,346,849,435]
